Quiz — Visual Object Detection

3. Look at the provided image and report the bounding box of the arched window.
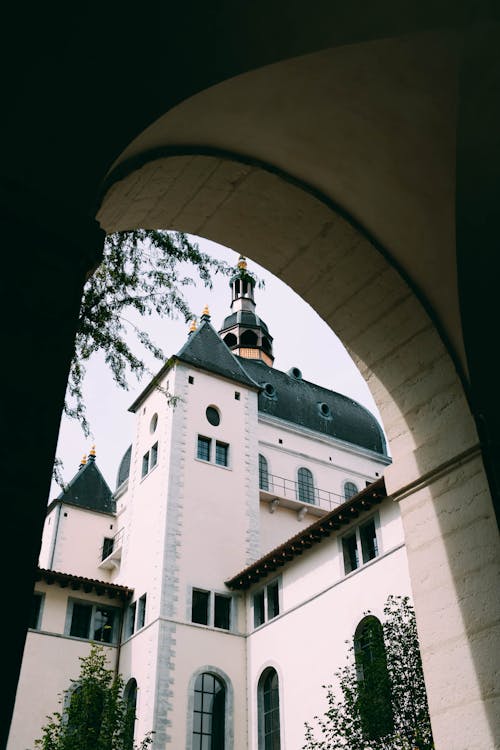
[193,672,226,749]
[344,480,358,500]
[297,467,315,504]
[258,668,281,750]
[223,333,237,348]
[354,617,393,741]
[259,454,269,491]
[240,329,258,346]
[123,678,138,750]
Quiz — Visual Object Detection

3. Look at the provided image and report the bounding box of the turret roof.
[53,456,115,514]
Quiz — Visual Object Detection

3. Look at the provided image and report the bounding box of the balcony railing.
[259,473,351,515]
[98,527,124,570]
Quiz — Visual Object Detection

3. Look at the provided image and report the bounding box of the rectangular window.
[360,519,378,563]
[102,537,114,560]
[126,601,136,639]
[137,594,147,629]
[68,601,119,643]
[342,515,380,575]
[69,602,92,639]
[267,580,280,620]
[214,594,231,630]
[93,606,116,643]
[197,436,211,462]
[215,441,229,467]
[253,580,280,628]
[150,442,158,468]
[142,452,149,477]
[30,592,43,629]
[342,532,359,574]
[192,589,210,625]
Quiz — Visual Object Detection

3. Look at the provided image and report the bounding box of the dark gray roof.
[176,320,260,389]
[56,459,115,514]
[116,444,132,489]
[238,358,388,456]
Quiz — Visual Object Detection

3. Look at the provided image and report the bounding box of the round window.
[206,406,221,426]
[263,382,276,398]
[150,413,158,433]
[318,402,332,418]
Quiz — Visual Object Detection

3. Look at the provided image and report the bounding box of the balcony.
[98,528,124,572]
[259,473,348,518]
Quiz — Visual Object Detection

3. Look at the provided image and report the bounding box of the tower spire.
[218,255,274,365]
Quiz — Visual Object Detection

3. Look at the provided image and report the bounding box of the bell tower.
[218,256,274,365]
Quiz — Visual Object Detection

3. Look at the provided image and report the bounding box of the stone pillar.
[386,446,500,749]
[0,184,104,747]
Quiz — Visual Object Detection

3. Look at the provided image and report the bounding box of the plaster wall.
[280,497,405,613]
[119,621,162,744]
[162,622,247,749]
[174,365,259,619]
[115,367,177,623]
[246,543,411,750]
[40,505,117,580]
[38,505,58,568]
[7,624,117,750]
[258,503,312,555]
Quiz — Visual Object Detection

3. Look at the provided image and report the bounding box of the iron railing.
[98,527,124,564]
[260,473,352,513]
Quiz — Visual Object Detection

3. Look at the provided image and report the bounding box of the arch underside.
[95,32,499,749]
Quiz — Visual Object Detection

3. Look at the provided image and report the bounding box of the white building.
[9,257,415,750]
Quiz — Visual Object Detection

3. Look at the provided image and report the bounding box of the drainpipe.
[48,501,62,570]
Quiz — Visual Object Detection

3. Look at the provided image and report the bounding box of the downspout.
[48,501,62,569]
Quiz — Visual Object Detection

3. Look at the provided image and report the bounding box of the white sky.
[49,235,385,500]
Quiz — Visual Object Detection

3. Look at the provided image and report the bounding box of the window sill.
[194,457,232,471]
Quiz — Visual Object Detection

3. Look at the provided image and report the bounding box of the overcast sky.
[49,235,386,500]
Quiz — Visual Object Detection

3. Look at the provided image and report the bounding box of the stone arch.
[96,147,498,747]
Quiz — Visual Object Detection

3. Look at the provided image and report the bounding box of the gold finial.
[89,445,96,458]
[80,454,87,466]
[189,318,197,333]
[237,255,247,269]
[202,304,210,317]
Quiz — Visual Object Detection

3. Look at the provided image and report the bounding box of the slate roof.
[238,358,388,456]
[175,319,260,389]
[53,458,115,514]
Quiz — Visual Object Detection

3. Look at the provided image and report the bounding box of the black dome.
[116,444,132,489]
[220,310,270,335]
[239,359,388,456]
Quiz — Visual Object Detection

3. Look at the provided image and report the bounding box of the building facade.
[8,259,417,750]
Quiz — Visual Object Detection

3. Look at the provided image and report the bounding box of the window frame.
[341,513,381,576]
[30,591,45,630]
[191,672,227,750]
[252,578,281,629]
[196,435,231,469]
[259,454,269,491]
[297,466,315,504]
[343,480,359,500]
[137,593,147,630]
[190,588,234,631]
[65,598,121,644]
[215,440,229,467]
[141,441,159,479]
[258,667,281,750]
